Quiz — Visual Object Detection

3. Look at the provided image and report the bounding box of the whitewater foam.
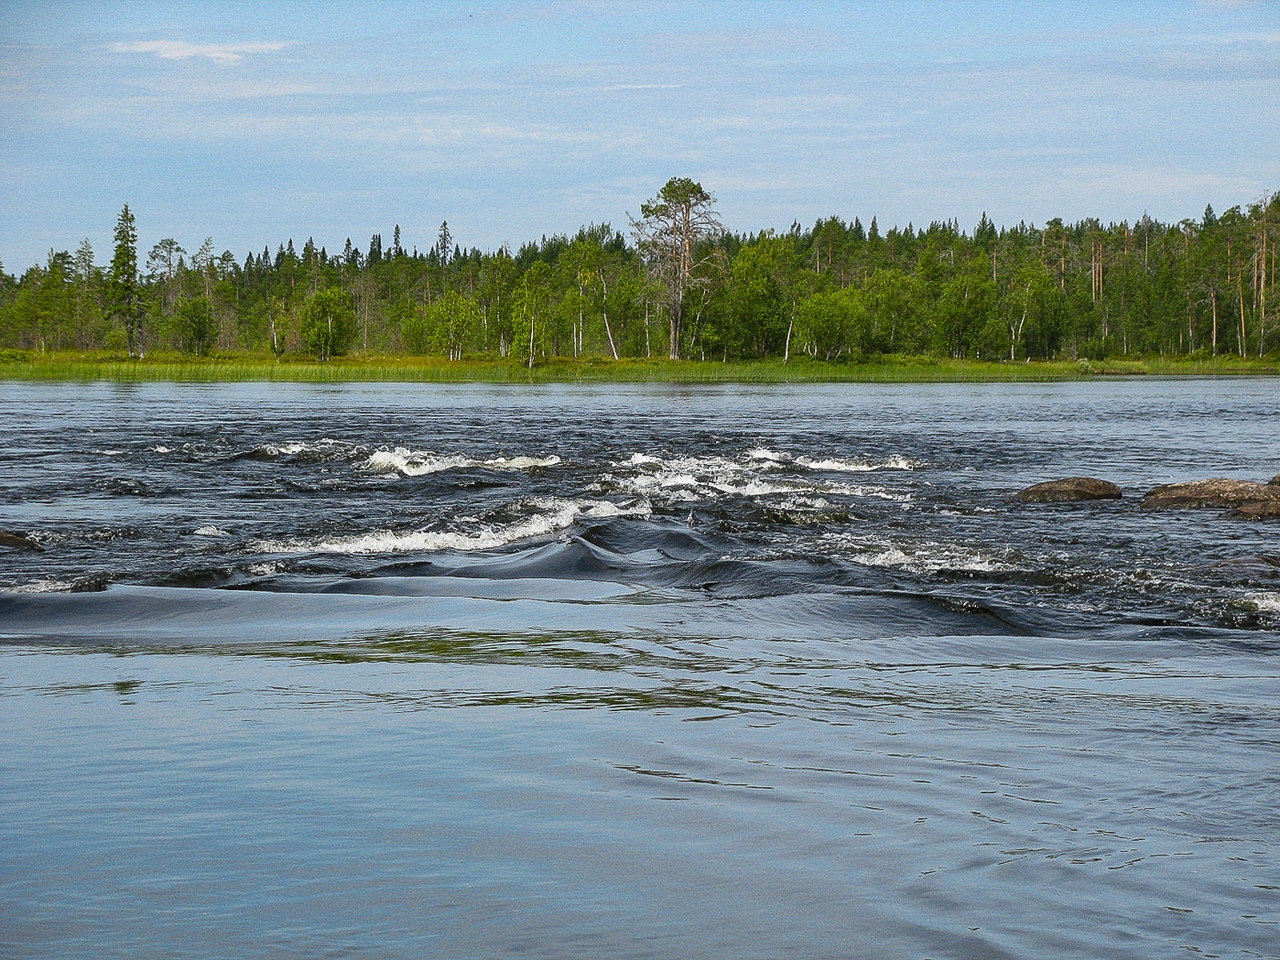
[362,448,562,477]
[255,497,647,556]
[244,439,354,461]
[746,447,920,472]
[798,454,920,472]
[603,450,913,504]
[6,579,77,594]
[825,535,1020,574]
[1242,592,1280,616]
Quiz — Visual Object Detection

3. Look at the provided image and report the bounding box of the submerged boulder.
[1233,500,1280,520]
[0,530,42,551]
[1142,478,1280,510]
[1015,477,1123,503]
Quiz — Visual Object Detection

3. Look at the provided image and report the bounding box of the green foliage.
[107,204,144,358]
[5,189,1280,364]
[403,291,482,359]
[794,288,864,360]
[298,287,356,360]
[174,296,216,356]
[721,236,793,358]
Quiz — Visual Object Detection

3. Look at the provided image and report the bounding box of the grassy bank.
[1,350,1277,384]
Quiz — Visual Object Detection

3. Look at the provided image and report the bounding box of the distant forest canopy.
[2,178,1278,363]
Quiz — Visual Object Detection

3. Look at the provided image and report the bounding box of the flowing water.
[1,378,1278,959]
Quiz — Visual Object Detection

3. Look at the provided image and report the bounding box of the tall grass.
[1,351,1276,384]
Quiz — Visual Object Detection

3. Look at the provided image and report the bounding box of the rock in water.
[1142,478,1280,510]
[1015,477,1123,503]
[0,530,42,551]
[1233,501,1280,520]
[1269,473,1280,487]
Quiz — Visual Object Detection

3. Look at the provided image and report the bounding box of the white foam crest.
[797,454,921,472]
[610,449,916,505]
[494,455,562,469]
[252,438,353,459]
[709,478,806,496]
[363,449,469,476]
[826,535,1019,574]
[255,497,647,556]
[193,526,230,537]
[7,579,76,594]
[825,481,913,502]
[610,452,808,501]
[362,447,561,477]
[747,447,919,472]
[1242,592,1280,615]
[745,448,793,469]
[148,445,173,454]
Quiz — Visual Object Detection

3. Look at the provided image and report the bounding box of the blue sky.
[2,0,1278,272]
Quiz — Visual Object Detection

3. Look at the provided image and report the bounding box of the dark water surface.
[1,379,1278,959]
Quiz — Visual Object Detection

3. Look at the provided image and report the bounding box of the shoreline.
[1,352,1278,384]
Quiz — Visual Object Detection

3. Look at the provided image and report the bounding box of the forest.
[2,178,1277,366]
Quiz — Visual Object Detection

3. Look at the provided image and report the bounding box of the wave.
[598,450,913,504]
[822,534,1022,574]
[254,497,649,556]
[193,526,231,538]
[1241,592,1280,620]
[270,439,360,462]
[229,438,358,464]
[6,579,78,594]
[361,448,562,477]
[747,447,922,472]
[219,439,565,478]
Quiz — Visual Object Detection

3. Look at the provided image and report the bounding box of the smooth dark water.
[1,379,1278,959]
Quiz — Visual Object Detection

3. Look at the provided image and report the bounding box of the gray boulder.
[1015,477,1123,503]
[1142,478,1280,510]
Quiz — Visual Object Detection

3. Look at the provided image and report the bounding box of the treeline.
[2,184,1278,363]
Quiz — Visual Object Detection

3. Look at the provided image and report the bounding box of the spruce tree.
[107,204,143,357]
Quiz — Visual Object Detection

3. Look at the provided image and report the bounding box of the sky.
[2,0,1279,273]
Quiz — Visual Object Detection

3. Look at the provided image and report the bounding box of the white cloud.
[109,40,290,64]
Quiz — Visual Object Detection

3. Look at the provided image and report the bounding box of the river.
[1,378,1278,958]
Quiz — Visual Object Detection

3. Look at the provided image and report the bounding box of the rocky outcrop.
[1269,473,1280,487]
[1015,477,1123,503]
[1142,478,1280,511]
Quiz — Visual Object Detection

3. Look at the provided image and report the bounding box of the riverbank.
[1,350,1277,383]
